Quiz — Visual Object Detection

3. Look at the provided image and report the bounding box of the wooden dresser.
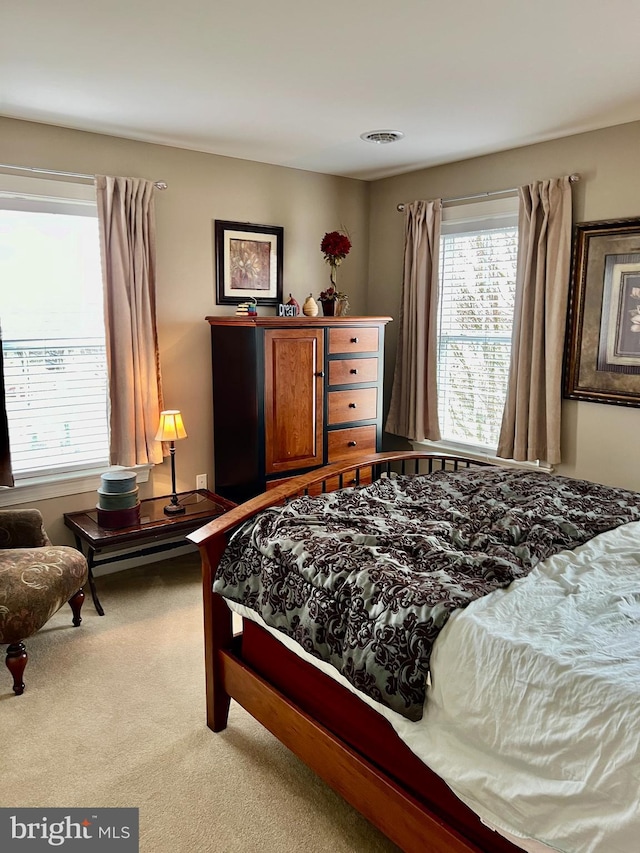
[206,315,392,503]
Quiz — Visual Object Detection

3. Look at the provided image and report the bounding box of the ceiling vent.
[360,130,404,144]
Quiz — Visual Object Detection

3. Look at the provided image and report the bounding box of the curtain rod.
[396,174,580,211]
[0,162,168,190]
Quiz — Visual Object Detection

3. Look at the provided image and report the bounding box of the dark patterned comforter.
[214,468,640,720]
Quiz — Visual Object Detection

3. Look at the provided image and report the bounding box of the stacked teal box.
[96,470,140,529]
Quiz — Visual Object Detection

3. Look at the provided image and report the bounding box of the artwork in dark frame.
[215,220,283,306]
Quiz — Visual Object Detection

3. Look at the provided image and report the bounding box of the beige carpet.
[0,553,401,853]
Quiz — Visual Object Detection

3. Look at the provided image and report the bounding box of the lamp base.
[163,503,186,515]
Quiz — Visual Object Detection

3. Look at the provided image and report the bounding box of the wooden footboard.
[219,634,484,853]
[188,452,517,853]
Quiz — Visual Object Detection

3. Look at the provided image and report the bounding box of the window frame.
[412,195,550,468]
[0,173,128,501]
[0,464,151,506]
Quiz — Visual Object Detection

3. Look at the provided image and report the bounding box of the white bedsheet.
[227,519,640,853]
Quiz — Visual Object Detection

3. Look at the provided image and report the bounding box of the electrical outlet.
[195,473,208,490]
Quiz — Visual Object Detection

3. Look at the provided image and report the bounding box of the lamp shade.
[155,410,187,442]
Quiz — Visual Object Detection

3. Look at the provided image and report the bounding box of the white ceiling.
[3,0,640,181]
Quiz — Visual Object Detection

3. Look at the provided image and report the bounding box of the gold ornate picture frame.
[565,217,640,406]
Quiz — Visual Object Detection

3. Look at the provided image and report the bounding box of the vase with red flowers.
[319,230,351,316]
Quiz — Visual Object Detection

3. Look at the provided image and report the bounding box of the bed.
[188,451,640,853]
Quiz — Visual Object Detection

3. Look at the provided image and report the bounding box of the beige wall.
[3,116,640,543]
[368,120,640,491]
[0,117,370,543]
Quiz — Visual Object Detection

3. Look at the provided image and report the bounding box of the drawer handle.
[348,440,357,447]
[349,402,357,409]
[315,371,325,377]
[350,368,358,375]
[350,337,359,343]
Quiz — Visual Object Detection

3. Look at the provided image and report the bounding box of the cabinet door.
[264,328,324,475]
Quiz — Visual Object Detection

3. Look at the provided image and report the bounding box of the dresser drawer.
[327,388,378,425]
[328,425,377,461]
[328,326,379,354]
[328,357,378,386]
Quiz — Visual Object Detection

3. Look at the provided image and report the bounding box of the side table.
[63,489,236,615]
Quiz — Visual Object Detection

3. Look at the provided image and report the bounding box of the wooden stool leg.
[68,587,85,627]
[6,642,27,695]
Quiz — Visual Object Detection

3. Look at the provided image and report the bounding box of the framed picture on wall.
[565,216,640,406]
[215,220,284,306]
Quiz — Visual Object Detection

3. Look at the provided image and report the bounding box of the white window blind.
[0,176,109,479]
[437,198,518,451]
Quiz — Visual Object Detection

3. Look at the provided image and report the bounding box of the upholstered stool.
[0,509,89,694]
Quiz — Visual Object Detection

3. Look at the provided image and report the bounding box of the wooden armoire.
[206,315,392,503]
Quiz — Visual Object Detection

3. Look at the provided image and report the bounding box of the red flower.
[321,231,352,262]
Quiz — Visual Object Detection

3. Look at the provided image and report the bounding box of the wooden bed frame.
[189,452,523,853]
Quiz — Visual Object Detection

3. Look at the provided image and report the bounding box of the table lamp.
[155,410,187,515]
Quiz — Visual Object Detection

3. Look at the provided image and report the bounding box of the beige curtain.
[96,176,164,467]
[385,200,442,441]
[496,177,573,464]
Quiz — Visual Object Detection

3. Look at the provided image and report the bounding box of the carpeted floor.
[0,552,401,852]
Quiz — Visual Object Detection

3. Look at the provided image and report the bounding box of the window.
[0,175,109,481]
[437,197,519,452]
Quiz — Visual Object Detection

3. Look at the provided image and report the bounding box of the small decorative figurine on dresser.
[286,293,300,315]
[236,297,258,316]
[303,294,319,317]
[278,294,300,317]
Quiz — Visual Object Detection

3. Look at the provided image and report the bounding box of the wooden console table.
[64,489,236,615]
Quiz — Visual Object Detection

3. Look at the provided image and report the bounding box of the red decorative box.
[96,503,141,530]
